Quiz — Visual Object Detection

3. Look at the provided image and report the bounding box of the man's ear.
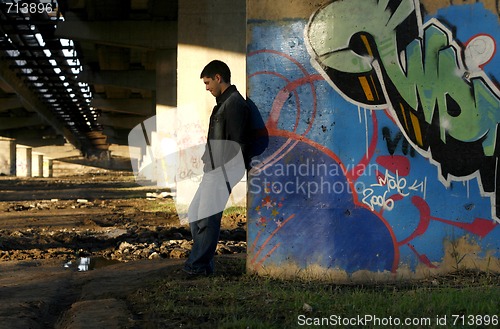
[214,74,222,83]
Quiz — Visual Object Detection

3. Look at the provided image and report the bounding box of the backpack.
[245,98,269,169]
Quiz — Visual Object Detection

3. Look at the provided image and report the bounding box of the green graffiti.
[307,0,414,75]
[306,0,500,156]
[306,0,500,221]
[401,24,500,155]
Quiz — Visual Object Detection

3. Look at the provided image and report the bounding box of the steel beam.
[0,96,22,112]
[54,17,177,50]
[79,69,156,90]
[0,57,81,149]
[0,114,44,129]
[91,97,154,115]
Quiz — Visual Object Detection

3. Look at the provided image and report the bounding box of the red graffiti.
[376,155,410,176]
[400,196,497,247]
[407,244,438,268]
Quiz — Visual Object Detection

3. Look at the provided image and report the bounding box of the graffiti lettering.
[361,165,427,212]
[408,178,427,194]
[382,127,415,156]
[306,0,500,221]
[178,169,197,181]
[372,170,409,197]
[362,189,395,211]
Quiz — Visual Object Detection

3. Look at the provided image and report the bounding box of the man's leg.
[184,211,223,274]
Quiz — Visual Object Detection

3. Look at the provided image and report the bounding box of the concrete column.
[137,131,157,183]
[175,0,247,210]
[128,49,177,187]
[32,154,44,177]
[128,145,142,178]
[16,146,32,177]
[0,138,16,176]
[155,50,177,188]
[43,158,53,178]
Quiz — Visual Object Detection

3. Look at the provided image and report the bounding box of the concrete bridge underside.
[0,0,246,177]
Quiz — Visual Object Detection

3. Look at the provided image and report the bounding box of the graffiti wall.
[247,0,500,280]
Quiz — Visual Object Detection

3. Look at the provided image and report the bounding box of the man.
[183,60,250,276]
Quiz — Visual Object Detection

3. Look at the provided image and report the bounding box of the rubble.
[0,175,247,267]
[0,226,247,262]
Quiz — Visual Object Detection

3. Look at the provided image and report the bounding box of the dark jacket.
[202,85,250,171]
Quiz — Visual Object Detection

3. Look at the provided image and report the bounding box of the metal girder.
[0,57,81,148]
[54,16,177,50]
[0,113,43,129]
[1,0,182,160]
[0,0,110,156]
[79,69,156,90]
[0,95,22,111]
[101,126,131,145]
[4,129,66,147]
[91,97,154,115]
[97,112,147,129]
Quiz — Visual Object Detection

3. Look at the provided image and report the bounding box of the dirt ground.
[0,172,246,329]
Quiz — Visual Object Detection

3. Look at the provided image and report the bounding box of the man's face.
[202,75,222,98]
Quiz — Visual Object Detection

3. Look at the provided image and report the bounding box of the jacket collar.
[216,85,237,105]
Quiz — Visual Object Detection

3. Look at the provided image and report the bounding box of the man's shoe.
[181,267,208,278]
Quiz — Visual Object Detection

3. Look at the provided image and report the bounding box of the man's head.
[200,60,231,98]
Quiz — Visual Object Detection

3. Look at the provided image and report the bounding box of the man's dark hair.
[200,60,231,84]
